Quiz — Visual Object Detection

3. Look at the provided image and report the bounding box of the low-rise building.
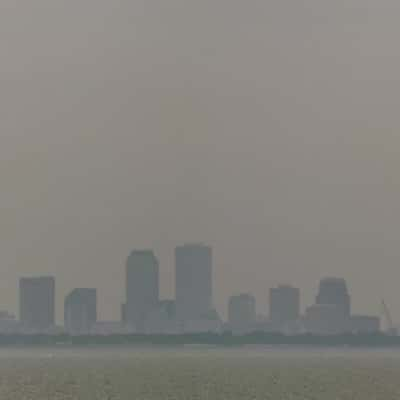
[304,304,349,335]
[349,315,380,334]
[228,294,256,334]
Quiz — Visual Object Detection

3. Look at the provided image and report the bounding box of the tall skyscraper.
[175,243,212,321]
[126,250,159,331]
[269,285,300,329]
[304,277,351,334]
[19,276,55,332]
[64,288,97,335]
[316,277,351,317]
[228,293,256,333]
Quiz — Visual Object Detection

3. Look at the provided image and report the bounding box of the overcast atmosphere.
[1,1,400,322]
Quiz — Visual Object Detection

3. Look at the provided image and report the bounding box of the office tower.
[175,244,213,321]
[19,276,55,332]
[303,277,351,334]
[228,293,256,333]
[269,285,300,330]
[316,277,351,317]
[64,288,97,335]
[126,250,159,331]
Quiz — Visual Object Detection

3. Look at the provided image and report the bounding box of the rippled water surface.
[0,347,400,399]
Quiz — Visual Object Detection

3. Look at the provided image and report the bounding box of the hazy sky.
[2,1,400,322]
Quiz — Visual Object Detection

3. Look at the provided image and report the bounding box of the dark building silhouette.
[19,276,55,332]
[270,285,300,331]
[64,288,97,335]
[126,250,159,331]
[304,303,346,335]
[228,293,256,334]
[175,244,213,321]
[349,315,380,333]
[304,277,352,334]
[316,277,351,317]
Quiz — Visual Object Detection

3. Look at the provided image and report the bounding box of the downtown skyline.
[1,1,400,328]
[6,244,381,335]
[3,243,386,325]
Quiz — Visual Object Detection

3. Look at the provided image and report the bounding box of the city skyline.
[2,1,400,326]
[8,244,382,335]
[3,243,389,325]
[0,2,399,397]
[2,241,390,324]
[8,246,387,324]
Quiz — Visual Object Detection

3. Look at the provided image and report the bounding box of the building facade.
[304,277,353,335]
[19,276,55,332]
[349,315,380,334]
[269,285,300,331]
[228,293,256,334]
[126,250,159,331]
[316,277,351,317]
[144,300,178,334]
[304,303,346,335]
[175,244,213,321]
[64,288,97,335]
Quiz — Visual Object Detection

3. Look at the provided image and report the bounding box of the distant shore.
[0,332,398,348]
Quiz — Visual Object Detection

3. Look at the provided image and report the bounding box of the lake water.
[0,347,399,399]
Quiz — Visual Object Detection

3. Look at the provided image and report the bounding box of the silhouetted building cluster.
[303,278,379,335]
[121,244,221,334]
[1,245,381,336]
[227,278,379,335]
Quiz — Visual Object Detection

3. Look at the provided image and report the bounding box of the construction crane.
[381,300,398,336]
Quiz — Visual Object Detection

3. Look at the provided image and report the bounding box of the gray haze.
[1,1,400,321]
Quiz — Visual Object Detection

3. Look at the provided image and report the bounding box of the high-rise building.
[126,250,159,331]
[19,276,55,332]
[303,277,351,334]
[316,277,351,317]
[64,288,97,335]
[269,285,300,330]
[228,294,256,334]
[175,244,213,321]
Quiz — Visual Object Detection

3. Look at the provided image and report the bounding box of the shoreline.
[0,332,398,348]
